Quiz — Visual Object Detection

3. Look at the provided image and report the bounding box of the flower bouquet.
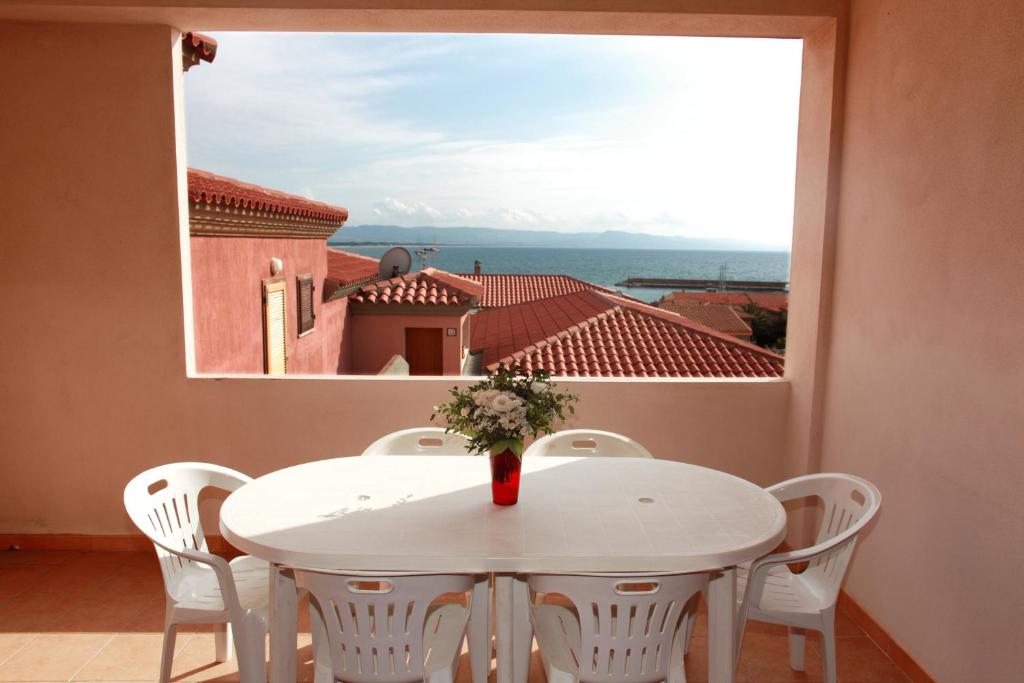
[431,364,578,505]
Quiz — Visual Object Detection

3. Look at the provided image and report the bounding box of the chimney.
[473,260,482,275]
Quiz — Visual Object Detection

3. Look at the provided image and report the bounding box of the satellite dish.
[379,247,412,279]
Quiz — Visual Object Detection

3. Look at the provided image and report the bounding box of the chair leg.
[787,627,806,671]
[233,617,267,683]
[669,618,688,683]
[683,592,701,656]
[820,610,837,683]
[468,574,492,683]
[215,621,234,662]
[159,620,177,683]
[309,596,333,683]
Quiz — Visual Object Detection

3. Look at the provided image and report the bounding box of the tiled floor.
[0,551,910,683]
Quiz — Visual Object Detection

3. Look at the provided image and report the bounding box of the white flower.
[460,407,470,417]
[473,389,498,406]
[490,392,522,413]
[531,381,549,394]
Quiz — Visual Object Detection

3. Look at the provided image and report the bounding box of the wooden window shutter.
[297,274,315,335]
[263,278,287,375]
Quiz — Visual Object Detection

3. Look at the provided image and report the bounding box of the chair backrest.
[123,462,251,598]
[529,573,706,683]
[361,428,472,456]
[524,430,654,459]
[768,473,881,601]
[295,571,473,683]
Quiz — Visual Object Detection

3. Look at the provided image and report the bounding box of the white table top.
[220,456,786,574]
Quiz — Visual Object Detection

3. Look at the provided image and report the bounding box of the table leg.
[270,564,298,683]
[468,573,492,683]
[707,568,737,683]
[494,575,514,683]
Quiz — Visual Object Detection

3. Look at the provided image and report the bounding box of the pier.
[615,277,789,292]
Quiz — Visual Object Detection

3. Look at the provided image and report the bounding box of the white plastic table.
[220,455,786,683]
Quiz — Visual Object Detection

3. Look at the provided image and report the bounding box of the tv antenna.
[379,247,412,279]
[718,263,728,291]
[416,245,440,269]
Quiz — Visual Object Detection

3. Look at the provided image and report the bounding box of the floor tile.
[835,637,910,683]
[0,634,37,668]
[0,592,73,633]
[0,633,113,682]
[169,633,270,682]
[835,608,867,638]
[29,564,122,596]
[0,568,53,600]
[738,630,824,682]
[61,593,165,634]
[73,632,192,681]
[0,551,80,568]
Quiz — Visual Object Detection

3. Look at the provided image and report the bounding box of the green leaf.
[490,438,524,458]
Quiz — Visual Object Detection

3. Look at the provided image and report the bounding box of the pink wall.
[349,311,469,375]
[190,235,345,374]
[0,22,790,540]
[822,1,1024,680]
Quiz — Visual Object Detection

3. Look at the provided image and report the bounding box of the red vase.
[489,447,521,505]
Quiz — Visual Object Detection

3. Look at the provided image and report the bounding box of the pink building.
[188,169,350,375]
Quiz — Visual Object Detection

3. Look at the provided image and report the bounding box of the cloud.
[185,33,802,246]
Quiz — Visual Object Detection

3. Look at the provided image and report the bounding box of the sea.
[332,245,791,303]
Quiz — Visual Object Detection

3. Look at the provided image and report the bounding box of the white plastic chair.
[523,430,655,459]
[124,463,269,683]
[735,473,881,683]
[362,428,472,456]
[361,427,489,683]
[296,571,473,683]
[513,431,656,682]
[528,573,708,683]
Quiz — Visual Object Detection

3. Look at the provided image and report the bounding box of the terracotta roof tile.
[458,273,622,308]
[188,168,348,224]
[351,268,482,307]
[327,249,379,286]
[658,301,753,337]
[479,291,784,378]
[470,290,613,366]
[660,290,788,313]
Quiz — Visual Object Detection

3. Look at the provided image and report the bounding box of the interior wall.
[0,20,790,536]
[822,1,1024,680]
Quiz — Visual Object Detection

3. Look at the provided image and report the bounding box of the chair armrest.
[741,532,858,613]
[150,537,244,616]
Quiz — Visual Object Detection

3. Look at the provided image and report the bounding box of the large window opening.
[183,33,801,378]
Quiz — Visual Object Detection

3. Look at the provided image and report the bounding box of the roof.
[658,301,753,337]
[182,32,217,71]
[659,290,789,313]
[471,290,614,366]
[327,249,379,286]
[350,268,483,307]
[188,169,348,224]
[472,290,784,377]
[458,273,621,308]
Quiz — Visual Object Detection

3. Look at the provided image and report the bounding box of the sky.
[185,33,803,247]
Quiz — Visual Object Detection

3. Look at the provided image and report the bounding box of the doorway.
[405,327,444,375]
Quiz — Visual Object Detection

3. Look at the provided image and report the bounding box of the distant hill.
[328,224,787,252]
